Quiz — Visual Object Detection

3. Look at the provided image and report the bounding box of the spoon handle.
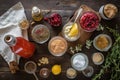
[74,8,83,22]
[33,72,39,80]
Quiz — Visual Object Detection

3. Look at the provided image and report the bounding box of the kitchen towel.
[0,2,28,65]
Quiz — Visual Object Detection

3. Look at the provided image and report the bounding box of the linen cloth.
[0,2,28,65]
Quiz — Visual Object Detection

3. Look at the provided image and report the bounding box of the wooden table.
[0,0,120,80]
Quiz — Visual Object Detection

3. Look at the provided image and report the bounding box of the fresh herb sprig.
[92,26,120,80]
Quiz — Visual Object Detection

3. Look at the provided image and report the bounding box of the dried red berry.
[44,13,62,27]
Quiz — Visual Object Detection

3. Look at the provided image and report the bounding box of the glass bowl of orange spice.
[48,36,68,56]
[93,34,112,51]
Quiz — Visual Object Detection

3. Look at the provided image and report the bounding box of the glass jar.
[99,4,118,20]
[32,6,43,21]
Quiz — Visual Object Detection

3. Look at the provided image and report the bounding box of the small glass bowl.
[31,24,50,44]
[92,52,104,65]
[62,22,80,42]
[93,34,112,51]
[66,68,77,79]
[79,11,100,32]
[82,66,94,77]
[48,36,68,56]
[71,53,88,71]
[39,68,50,78]
[19,19,29,30]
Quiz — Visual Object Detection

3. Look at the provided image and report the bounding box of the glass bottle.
[4,35,35,58]
[32,6,43,22]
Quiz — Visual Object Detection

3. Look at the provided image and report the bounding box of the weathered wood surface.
[0,0,120,80]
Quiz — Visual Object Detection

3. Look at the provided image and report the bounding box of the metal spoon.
[24,61,38,80]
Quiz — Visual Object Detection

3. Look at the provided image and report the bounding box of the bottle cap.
[32,6,40,15]
[4,35,16,46]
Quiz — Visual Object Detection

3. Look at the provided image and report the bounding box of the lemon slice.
[68,23,78,37]
[52,64,61,75]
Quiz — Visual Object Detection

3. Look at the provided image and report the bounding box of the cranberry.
[80,12,99,32]
[44,13,62,27]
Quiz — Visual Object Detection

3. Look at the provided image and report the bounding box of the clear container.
[24,61,39,80]
[19,19,29,30]
[31,24,50,44]
[32,6,43,22]
[79,11,99,32]
[71,53,88,71]
[99,4,118,20]
[92,52,104,65]
[39,68,50,78]
[48,36,68,56]
[93,34,112,51]
[62,22,80,42]
[82,66,94,77]
[66,68,77,79]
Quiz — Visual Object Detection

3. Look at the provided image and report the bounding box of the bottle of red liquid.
[4,35,35,58]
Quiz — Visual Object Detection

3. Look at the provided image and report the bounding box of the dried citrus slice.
[52,64,61,75]
[68,23,78,37]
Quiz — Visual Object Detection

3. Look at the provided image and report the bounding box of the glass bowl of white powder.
[71,53,88,71]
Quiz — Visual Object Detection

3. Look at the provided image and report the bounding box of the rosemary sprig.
[92,26,120,80]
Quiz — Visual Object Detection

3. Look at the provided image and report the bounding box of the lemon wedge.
[68,23,78,37]
[52,64,61,75]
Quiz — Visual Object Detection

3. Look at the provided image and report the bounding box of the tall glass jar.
[32,6,43,22]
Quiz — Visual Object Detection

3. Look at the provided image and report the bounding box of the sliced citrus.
[68,23,79,37]
[52,64,61,75]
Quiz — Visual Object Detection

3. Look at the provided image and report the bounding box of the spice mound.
[96,35,109,49]
[104,4,118,19]
[80,12,99,32]
[31,24,50,44]
[48,36,67,56]
[92,52,104,65]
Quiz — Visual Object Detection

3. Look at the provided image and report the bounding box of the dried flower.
[96,24,104,31]
[69,44,82,54]
[85,40,93,49]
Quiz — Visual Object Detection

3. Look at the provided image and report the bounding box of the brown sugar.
[93,53,103,63]
[96,35,109,49]
[104,4,118,18]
